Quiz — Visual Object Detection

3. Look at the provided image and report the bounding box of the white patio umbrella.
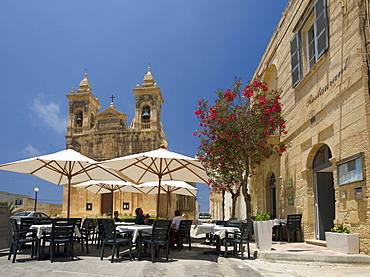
[73,180,144,218]
[137,181,198,218]
[0,148,129,217]
[100,147,208,218]
[138,181,197,197]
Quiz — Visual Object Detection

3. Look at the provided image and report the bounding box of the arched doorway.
[266,173,277,219]
[312,145,335,240]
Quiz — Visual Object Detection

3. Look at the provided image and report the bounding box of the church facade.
[63,68,195,219]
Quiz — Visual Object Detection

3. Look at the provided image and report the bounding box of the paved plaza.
[2,235,370,277]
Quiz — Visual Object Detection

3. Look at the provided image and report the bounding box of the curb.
[254,250,370,265]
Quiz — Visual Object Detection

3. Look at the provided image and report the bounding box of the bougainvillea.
[194,77,287,220]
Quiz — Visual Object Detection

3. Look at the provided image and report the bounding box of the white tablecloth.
[273,219,287,226]
[116,225,152,242]
[30,224,81,239]
[195,224,240,239]
[115,222,135,226]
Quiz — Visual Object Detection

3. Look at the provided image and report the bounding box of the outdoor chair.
[8,218,40,263]
[79,218,96,254]
[224,221,253,259]
[20,218,37,239]
[96,218,105,249]
[42,218,76,262]
[71,218,83,250]
[282,214,303,243]
[137,220,172,263]
[175,220,192,251]
[225,220,243,229]
[100,219,133,262]
[223,220,243,242]
[73,218,82,229]
[20,218,35,229]
[32,217,52,225]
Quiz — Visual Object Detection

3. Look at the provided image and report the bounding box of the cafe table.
[115,222,135,226]
[30,224,82,239]
[273,218,287,241]
[194,223,240,254]
[30,223,82,260]
[116,225,152,243]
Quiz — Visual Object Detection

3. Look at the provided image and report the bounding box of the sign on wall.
[337,153,364,186]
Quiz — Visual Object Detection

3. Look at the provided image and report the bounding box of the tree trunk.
[231,194,238,219]
[227,185,241,219]
[222,189,225,221]
[241,177,252,221]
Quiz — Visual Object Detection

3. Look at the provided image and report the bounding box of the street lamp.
[34,187,39,211]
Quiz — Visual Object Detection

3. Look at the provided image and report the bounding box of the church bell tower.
[132,68,164,132]
[65,72,101,151]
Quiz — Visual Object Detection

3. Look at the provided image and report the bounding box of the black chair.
[215,220,226,225]
[100,219,133,263]
[73,218,82,229]
[224,221,243,241]
[19,218,37,239]
[122,218,136,223]
[79,218,96,254]
[20,218,35,229]
[71,218,82,250]
[224,221,253,259]
[225,220,243,229]
[96,218,104,249]
[175,220,192,251]
[32,217,52,225]
[43,218,76,262]
[282,214,303,243]
[137,220,172,263]
[8,218,40,263]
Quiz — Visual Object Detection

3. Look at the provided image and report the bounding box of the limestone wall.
[214,0,370,254]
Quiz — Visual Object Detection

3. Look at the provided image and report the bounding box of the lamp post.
[34,187,39,211]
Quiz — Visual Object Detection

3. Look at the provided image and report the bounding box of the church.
[63,68,195,219]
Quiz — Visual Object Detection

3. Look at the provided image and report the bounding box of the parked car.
[10,211,50,224]
[197,212,212,224]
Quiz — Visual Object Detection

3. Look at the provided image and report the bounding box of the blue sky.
[0,1,287,212]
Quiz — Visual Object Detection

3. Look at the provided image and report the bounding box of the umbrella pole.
[156,176,162,219]
[67,178,71,218]
[166,192,169,219]
[110,192,113,219]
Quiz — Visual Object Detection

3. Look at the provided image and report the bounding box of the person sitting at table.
[113,211,121,222]
[135,207,148,225]
[170,209,184,249]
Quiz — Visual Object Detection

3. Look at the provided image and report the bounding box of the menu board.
[0,206,11,250]
[338,156,363,185]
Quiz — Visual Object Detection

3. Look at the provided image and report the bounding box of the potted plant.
[325,224,359,254]
[253,212,274,251]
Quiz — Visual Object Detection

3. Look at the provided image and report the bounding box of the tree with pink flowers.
[194,77,287,220]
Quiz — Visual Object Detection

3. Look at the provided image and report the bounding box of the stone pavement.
[253,240,370,264]
[1,236,370,277]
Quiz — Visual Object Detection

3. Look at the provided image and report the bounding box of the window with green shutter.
[290,0,328,87]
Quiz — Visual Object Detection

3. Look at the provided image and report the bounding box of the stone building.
[0,191,62,216]
[64,68,195,219]
[210,0,370,254]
